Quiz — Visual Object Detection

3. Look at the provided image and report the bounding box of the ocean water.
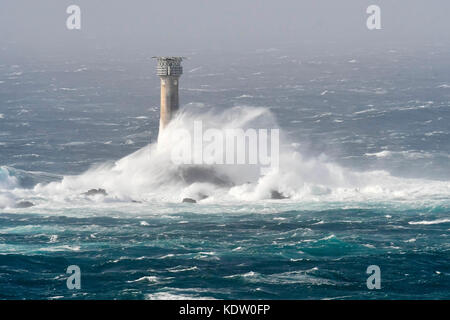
[0,47,449,299]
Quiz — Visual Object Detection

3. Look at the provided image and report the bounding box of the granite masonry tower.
[153,56,184,139]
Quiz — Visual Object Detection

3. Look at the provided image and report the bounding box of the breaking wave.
[1,105,450,209]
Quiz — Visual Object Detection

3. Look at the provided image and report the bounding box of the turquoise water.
[0,204,449,299]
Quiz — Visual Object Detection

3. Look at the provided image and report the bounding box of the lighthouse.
[153,56,184,139]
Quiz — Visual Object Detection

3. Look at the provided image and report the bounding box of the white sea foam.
[1,105,450,210]
[0,193,15,209]
[408,218,450,225]
[225,269,336,286]
[40,245,81,252]
[0,166,19,189]
[365,150,432,160]
[127,276,159,283]
[145,292,215,300]
[167,266,199,273]
[353,108,377,115]
[0,166,19,209]
[365,150,391,158]
[158,254,175,259]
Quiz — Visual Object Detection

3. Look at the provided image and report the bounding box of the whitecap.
[127,276,159,283]
[167,266,199,273]
[145,292,215,300]
[409,218,450,225]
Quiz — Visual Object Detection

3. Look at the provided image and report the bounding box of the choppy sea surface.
[0,47,449,299]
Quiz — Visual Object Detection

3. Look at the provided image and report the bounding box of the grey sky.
[1,0,449,58]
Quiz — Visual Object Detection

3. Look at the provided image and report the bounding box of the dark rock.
[83,188,107,196]
[182,198,197,203]
[270,190,289,200]
[178,166,232,186]
[16,201,34,208]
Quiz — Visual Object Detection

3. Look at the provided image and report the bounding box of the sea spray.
[2,105,449,206]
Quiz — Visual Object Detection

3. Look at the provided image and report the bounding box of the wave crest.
[2,105,450,207]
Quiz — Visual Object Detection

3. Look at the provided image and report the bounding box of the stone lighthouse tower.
[153,57,184,139]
